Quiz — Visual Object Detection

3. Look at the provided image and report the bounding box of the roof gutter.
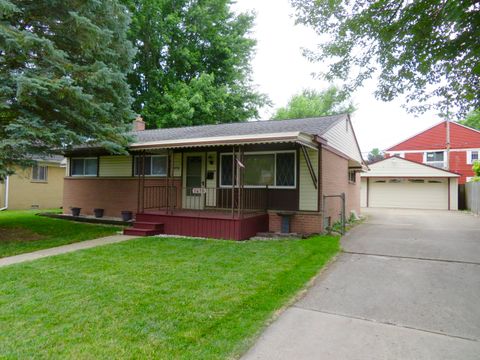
[129,131,318,151]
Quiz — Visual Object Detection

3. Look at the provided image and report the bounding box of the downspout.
[0,175,9,211]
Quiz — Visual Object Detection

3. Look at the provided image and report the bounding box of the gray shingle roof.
[132,114,347,143]
[31,154,65,163]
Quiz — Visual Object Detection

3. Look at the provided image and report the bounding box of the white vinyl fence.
[465,182,480,215]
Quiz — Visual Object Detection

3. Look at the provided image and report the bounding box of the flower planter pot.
[93,208,104,218]
[71,207,81,217]
[121,210,133,222]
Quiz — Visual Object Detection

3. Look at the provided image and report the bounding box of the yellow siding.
[99,156,132,177]
[7,165,64,209]
[299,148,319,211]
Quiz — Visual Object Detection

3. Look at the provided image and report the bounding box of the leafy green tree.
[271,87,354,120]
[290,0,480,118]
[472,161,480,182]
[367,148,385,164]
[0,0,135,177]
[459,110,480,131]
[122,0,268,128]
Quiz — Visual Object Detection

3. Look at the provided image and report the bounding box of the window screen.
[71,158,97,176]
[276,153,295,186]
[32,165,47,181]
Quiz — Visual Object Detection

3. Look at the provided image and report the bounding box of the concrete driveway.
[243,209,480,359]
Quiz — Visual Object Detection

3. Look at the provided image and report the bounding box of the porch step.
[132,222,165,231]
[123,227,163,236]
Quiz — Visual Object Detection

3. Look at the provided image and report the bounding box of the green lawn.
[0,235,339,359]
[0,210,120,258]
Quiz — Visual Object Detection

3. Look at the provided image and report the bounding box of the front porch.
[124,209,269,240]
[125,145,295,240]
[125,180,271,240]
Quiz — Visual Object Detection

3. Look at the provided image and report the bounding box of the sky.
[231,0,443,155]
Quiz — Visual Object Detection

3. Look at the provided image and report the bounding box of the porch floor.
[125,209,269,240]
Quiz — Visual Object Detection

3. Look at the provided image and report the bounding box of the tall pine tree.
[122,0,268,128]
[0,0,135,176]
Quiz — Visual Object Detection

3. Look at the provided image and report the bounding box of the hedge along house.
[63,114,366,240]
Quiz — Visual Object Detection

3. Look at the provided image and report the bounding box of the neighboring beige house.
[0,156,66,210]
[361,156,459,210]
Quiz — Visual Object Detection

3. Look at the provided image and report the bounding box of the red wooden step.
[133,222,164,231]
[123,227,163,236]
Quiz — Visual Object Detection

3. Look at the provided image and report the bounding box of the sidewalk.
[0,235,137,267]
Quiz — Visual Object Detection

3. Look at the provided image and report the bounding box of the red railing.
[141,186,268,215]
[142,185,177,212]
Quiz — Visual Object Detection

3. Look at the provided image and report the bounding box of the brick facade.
[63,177,182,217]
[268,211,322,234]
[321,149,361,227]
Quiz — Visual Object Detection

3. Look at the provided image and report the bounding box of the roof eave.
[129,132,318,150]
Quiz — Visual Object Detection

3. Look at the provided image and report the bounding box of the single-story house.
[1,156,66,210]
[63,114,366,240]
[361,156,459,210]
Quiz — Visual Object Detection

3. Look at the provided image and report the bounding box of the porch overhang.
[129,131,319,151]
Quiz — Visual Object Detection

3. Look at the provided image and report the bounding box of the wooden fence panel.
[465,182,480,215]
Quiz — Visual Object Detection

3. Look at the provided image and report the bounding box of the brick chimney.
[133,115,146,131]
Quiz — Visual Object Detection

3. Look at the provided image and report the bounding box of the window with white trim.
[71,158,98,176]
[467,150,479,164]
[348,169,356,183]
[32,164,48,182]
[134,155,168,176]
[424,151,445,169]
[220,151,296,188]
[392,152,405,158]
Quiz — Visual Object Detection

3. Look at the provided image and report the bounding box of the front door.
[183,154,205,209]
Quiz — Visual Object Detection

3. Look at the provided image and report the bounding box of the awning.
[129,131,319,150]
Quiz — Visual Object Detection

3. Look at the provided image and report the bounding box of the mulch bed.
[0,227,45,243]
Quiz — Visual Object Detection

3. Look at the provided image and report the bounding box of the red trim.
[131,211,269,240]
[364,176,453,179]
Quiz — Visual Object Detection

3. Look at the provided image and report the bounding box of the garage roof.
[361,156,460,178]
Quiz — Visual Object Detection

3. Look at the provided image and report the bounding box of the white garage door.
[369,178,449,210]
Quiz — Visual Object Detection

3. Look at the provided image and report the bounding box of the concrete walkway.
[243,209,480,359]
[0,235,137,267]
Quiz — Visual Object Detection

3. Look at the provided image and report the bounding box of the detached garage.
[361,157,459,210]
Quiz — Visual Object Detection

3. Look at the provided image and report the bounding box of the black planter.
[93,208,104,218]
[121,210,133,222]
[71,207,81,217]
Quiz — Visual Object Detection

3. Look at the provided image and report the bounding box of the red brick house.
[63,114,366,240]
[385,121,480,184]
